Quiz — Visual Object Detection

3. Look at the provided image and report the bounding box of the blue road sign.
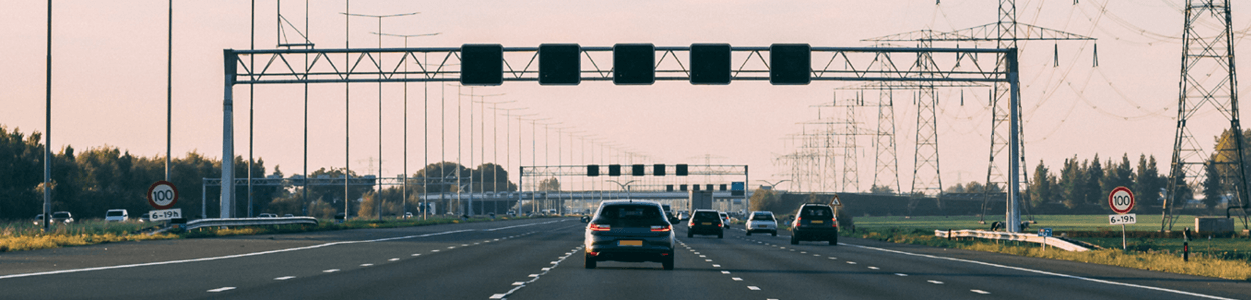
[1037,228,1053,237]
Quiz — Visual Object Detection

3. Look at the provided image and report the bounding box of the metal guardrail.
[153,217,318,234]
[934,229,1092,252]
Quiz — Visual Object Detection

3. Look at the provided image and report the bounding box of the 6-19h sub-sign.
[1108,186,1134,214]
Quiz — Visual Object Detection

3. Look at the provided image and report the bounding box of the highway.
[1,217,1247,299]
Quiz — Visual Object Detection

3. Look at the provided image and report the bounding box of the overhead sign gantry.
[221,43,1024,231]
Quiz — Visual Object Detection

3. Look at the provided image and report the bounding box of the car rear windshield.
[752,213,773,221]
[693,211,720,221]
[106,211,124,216]
[52,212,70,218]
[598,205,663,221]
[800,206,833,218]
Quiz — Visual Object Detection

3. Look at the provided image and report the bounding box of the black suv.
[686,209,724,238]
[584,200,675,270]
[790,204,839,245]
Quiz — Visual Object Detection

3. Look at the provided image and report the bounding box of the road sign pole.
[1122,224,1126,250]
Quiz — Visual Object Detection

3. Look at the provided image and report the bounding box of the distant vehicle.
[138,213,151,223]
[257,213,278,218]
[719,212,731,226]
[790,204,839,245]
[105,209,129,222]
[584,200,675,270]
[51,211,74,224]
[403,212,413,219]
[687,209,723,238]
[661,204,677,223]
[284,214,296,218]
[580,215,591,223]
[33,214,43,225]
[677,211,689,221]
[746,211,778,236]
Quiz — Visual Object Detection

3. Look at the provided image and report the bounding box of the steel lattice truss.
[227,46,1009,84]
[520,165,746,177]
[201,176,460,187]
[1163,0,1250,230]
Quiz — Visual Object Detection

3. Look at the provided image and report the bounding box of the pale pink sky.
[1,1,1242,192]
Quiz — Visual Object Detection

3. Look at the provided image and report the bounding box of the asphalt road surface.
[1,217,1247,299]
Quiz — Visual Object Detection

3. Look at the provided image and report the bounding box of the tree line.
[0,125,517,221]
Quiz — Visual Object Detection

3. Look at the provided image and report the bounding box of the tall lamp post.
[607,180,638,202]
[342,11,419,219]
[372,31,440,219]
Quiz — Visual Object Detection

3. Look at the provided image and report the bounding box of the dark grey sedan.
[584,200,675,270]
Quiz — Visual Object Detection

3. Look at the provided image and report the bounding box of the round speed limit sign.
[147,180,179,209]
[1108,186,1134,214]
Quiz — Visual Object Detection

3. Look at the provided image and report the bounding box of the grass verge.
[847,227,1251,281]
[1,216,536,253]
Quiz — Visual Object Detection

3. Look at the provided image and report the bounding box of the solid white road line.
[0,227,489,280]
[843,243,1236,300]
[207,287,235,292]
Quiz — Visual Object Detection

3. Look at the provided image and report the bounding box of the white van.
[105,209,128,222]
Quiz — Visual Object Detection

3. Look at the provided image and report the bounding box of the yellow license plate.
[618,240,643,246]
[811,220,824,224]
[701,222,712,225]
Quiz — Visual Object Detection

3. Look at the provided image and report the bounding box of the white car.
[745,211,778,236]
[105,209,129,222]
[719,212,731,227]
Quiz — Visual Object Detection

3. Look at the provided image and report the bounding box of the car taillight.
[651,225,671,232]
[589,223,611,231]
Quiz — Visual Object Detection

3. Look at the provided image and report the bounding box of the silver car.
[745,211,778,236]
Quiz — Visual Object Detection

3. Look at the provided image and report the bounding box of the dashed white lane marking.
[844,243,1238,300]
[721,271,731,274]
[895,273,908,277]
[432,249,441,252]
[828,257,838,260]
[971,290,991,294]
[274,276,295,280]
[462,244,470,247]
[412,254,422,256]
[747,286,761,291]
[928,280,944,285]
[800,251,807,254]
[360,264,373,267]
[207,287,236,292]
[448,246,457,249]
[705,259,713,262]
[846,261,857,264]
[868,266,879,270]
[712,264,721,268]
[699,255,707,258]
[494,239,500,241]
[813,254,821,257]
[491,246,582,300]
[323,269,339,273]
[389,258,400,262]
[732,277,743,281]
[694,252,701,255]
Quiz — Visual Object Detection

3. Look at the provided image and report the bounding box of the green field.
[854,214,1215,232]
[852,214,1251,262]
